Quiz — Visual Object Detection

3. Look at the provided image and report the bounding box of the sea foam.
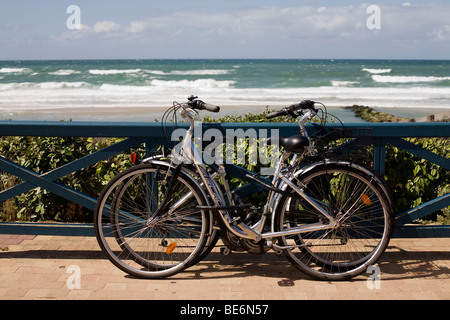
[150,79,236,89]
[146,69,231,76]
[372,75,450,83]
[89,69,142,75]
[362,68,392,74]
[48,69,81,76]
[0,68,32,73]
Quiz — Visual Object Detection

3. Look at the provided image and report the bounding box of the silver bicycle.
[94,96,394,281]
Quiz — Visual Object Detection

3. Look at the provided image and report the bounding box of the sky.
[1,0,450,60]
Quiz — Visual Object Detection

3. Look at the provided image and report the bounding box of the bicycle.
[94,96,394,281]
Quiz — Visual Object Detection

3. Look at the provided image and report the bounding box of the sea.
[0,59,449,122]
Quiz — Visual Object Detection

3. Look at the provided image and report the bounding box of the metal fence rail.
[0,120,449,238]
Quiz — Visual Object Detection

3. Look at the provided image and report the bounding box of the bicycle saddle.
[268,134,309,153]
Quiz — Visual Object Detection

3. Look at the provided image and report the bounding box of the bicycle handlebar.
[182,97,315,117]
[266,100,317,119]
[266,108,290,119]
[187,99,220,113]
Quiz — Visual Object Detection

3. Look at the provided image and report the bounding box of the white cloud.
[128,21,150,34]
[93,21,121,34]
[118,6,364,42]
[39,3,450,59]
[382,4,450,42]
[51,4,450,44]
[55,24,91,41]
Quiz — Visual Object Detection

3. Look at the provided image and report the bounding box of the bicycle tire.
[275,162,393,281]
[114,161,221,265]
[170,163,221,262]
[94,163,211,279]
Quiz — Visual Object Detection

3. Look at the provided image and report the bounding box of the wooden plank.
[0,137,146,202]
[395,193,450,226]
[388,137,450,170]
[0,156,98,210]
[373,138,387,176]
[393,225,450,238]
[0,222,95,237]
[1,121,449,138]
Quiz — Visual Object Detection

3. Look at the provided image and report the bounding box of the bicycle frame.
[167,105,339,249]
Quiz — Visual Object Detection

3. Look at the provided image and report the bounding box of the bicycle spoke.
[95,164,210,278]
[277,164,393,280]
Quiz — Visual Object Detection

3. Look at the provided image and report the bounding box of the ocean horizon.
[0,59,449,122]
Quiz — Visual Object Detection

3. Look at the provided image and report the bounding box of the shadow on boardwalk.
[0,235,449,299]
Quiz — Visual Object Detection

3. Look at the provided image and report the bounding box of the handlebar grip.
[201,102,220,113]
[266,108,289,119]
[188,100,220,113]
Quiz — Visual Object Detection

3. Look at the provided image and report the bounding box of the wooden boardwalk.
[0,234,448,300]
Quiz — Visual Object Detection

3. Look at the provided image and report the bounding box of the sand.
[0,104,448,123]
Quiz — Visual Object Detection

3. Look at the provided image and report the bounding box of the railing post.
[373,138,386,177]
[145,137,157,157]
[145,137,158,212]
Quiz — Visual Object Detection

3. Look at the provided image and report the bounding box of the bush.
[0,136,137,222]
[0,109,448,224]
[207,108,449,223]
[385,137,450,223]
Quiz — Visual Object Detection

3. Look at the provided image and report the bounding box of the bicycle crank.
[240,238,271,254]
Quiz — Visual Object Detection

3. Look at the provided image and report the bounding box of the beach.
[0,104,360,123]
[1,104,448,124]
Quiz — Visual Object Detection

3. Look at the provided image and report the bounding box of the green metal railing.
[0,120,449,238]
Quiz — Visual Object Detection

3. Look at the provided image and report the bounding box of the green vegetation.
[0,107,448,224]
[202,106,293,123]
[0,136,138,222]
[385,138,449,224]
[345,105,449,224]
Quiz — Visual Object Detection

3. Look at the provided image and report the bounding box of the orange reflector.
[166,242,177,254]
[361,194,371,206]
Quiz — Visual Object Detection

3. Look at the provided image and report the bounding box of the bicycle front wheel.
[275,163,393,281]
[94,163,210,279]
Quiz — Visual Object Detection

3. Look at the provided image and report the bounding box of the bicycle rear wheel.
[94,163,210,279]
[275,163,393,281]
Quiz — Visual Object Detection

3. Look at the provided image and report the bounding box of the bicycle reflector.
[166,242,177,254]
[130,153,138,165]
[361,194,372,206]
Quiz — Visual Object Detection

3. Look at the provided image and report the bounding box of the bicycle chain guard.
[220,229,272,254]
